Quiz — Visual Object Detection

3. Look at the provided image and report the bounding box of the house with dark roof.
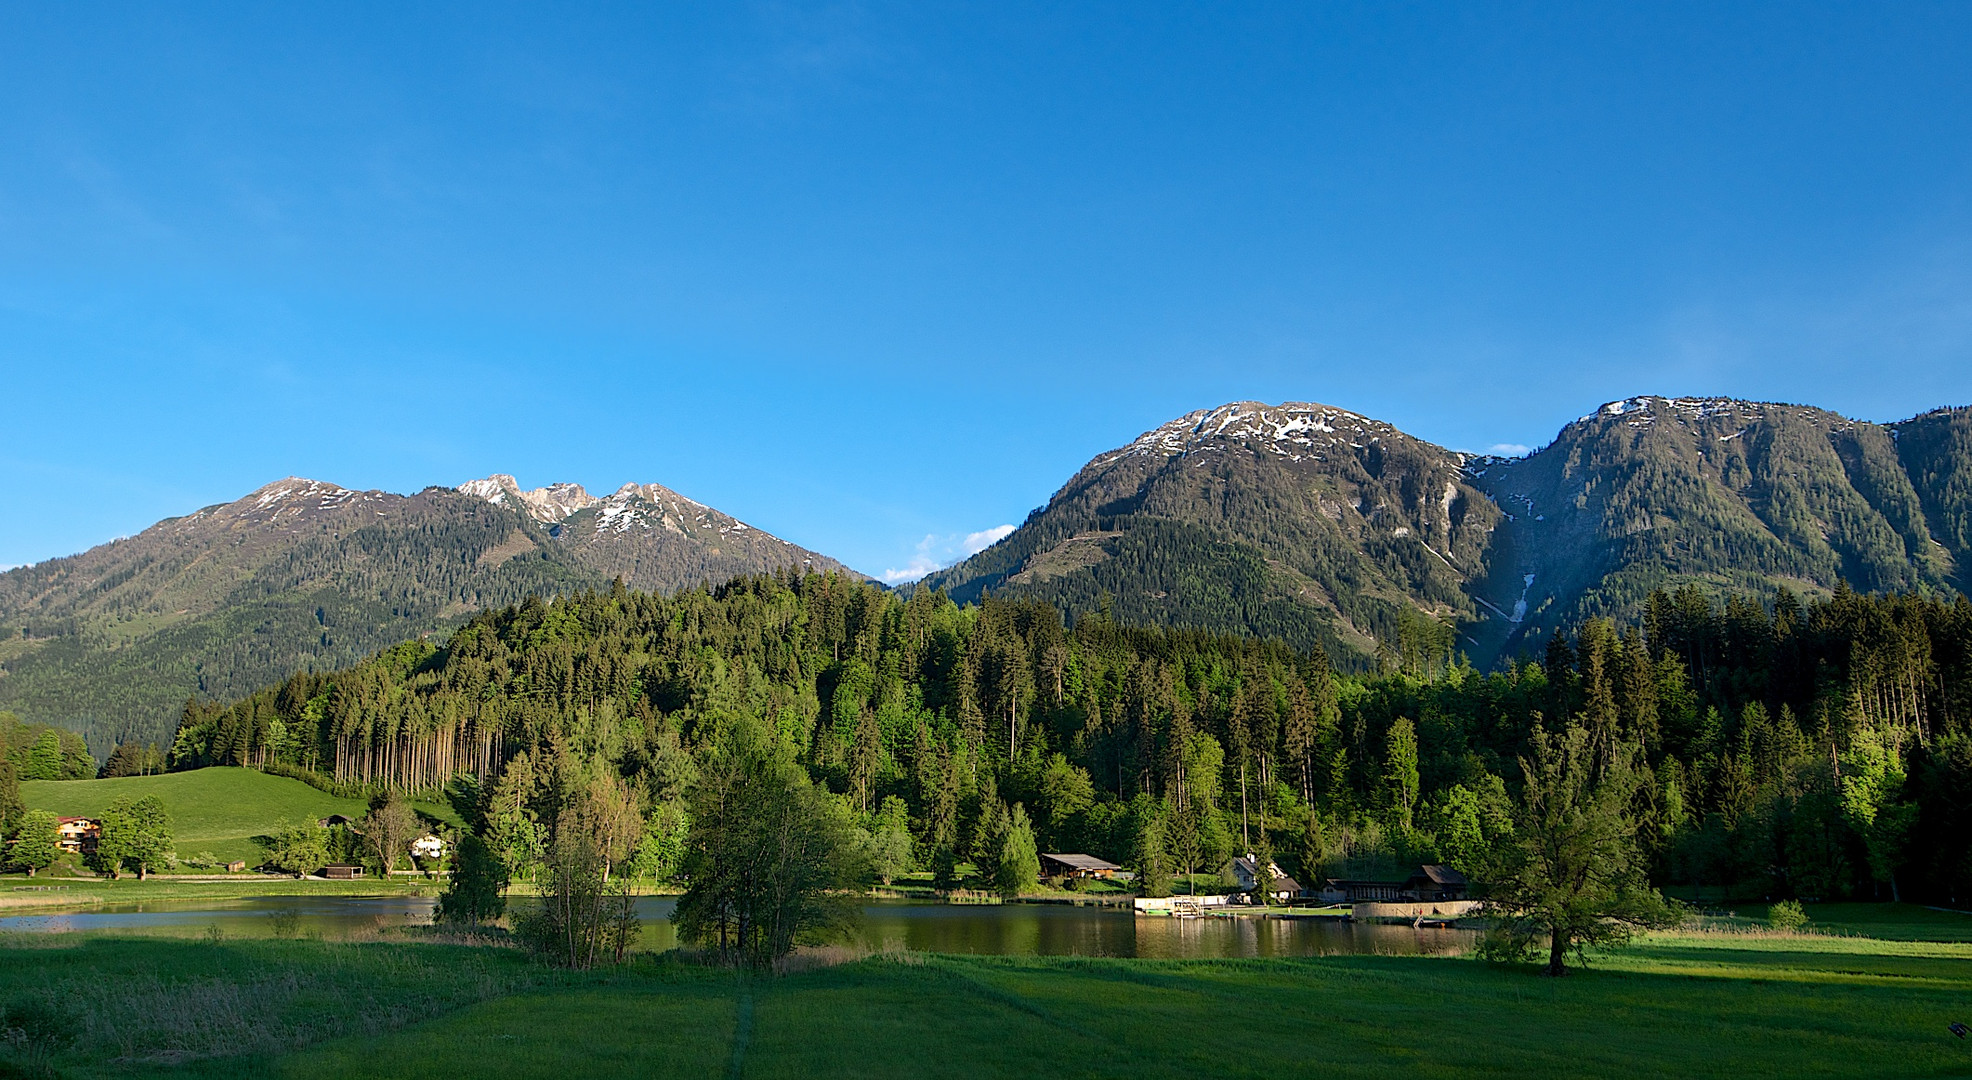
[1226,855,1305,902]
[1319,864,1468,904]
[1403,865,1468,901]
[1040,853,1122,880]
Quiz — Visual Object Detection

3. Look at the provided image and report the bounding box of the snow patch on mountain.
[1100,401,1417,467]
[1574,396,1855,434]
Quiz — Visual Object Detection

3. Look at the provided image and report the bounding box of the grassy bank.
[0,875,444,913]
[2,911,1968,1078]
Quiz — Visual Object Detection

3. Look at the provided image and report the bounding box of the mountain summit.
[456,474,601,522]
[454,474,851,586]
[919,401,1502,660]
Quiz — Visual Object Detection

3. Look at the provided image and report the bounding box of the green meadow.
[20,767,460,866]
[3,904,1970,1078]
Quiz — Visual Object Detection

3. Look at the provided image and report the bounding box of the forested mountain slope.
[917,402,1502,667]
[926,397,1972,668]
[0,476,853,749]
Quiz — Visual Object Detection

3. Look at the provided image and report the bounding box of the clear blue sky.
[3,4,1970,580]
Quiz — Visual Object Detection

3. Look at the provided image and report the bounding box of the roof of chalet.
[1041,853,1123,871]
[1413,865,1468,886]
[1323,865,1468,889]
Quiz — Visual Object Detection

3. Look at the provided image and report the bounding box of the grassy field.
[2,905,1969,1077]
[20,767,461,866]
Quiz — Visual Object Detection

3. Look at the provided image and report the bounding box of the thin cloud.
[881,524,1016,584]
[1486,443,1533,457]
[961,524,1015,554]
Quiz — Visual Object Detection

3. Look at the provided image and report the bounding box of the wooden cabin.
[1040,853,1123,880]
[321,865,365,880]
[1320,865,1468,904]
[1403,865,1468,901]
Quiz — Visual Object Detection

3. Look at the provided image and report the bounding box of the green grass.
[19,767,460,866]
[1717,902,1972,942]
[0,876,442,913]
[5,922,1971,1078]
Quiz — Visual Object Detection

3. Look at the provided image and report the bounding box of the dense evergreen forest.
[162,570,1972,903]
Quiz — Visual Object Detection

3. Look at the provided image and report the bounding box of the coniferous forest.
[159,569,1972,904]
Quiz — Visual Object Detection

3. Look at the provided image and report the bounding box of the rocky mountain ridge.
[923,395,1972,667]
[0,474,854,748]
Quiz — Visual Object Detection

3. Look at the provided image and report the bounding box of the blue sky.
[3,3,1970,580]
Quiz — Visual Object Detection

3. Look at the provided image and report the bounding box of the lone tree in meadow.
[1480,723,1678,976]
[674,720,868,968]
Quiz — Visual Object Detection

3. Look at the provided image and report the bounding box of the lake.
[0,895,1475,959]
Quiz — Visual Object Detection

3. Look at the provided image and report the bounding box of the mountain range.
[0,475,851,748]
[921,396,1972,666]
[4,395,1968,749]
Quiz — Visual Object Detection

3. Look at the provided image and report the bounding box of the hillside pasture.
[20,766,458,866]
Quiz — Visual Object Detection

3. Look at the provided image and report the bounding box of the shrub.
[1768,899,1809,933]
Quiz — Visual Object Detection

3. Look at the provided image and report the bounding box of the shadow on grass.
[7,935,1969,1079]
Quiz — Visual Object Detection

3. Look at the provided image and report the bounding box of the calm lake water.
[0,895,1474,959]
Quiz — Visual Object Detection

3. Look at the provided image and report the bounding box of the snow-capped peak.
[1101,401,1405,466]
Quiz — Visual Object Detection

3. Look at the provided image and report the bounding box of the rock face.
[456,474,601,523]
[923,397,1972,668]
[453,476,854,588]
[0,476,856,748]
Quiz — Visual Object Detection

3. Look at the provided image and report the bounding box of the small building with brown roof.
[1040,853,1123,880]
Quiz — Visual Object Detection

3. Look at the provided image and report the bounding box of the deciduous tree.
[1481,724,1677,976]
[8,810,59,876]
[674,719,868,967]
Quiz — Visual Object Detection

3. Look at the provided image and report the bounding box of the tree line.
[146,570,1972,922]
